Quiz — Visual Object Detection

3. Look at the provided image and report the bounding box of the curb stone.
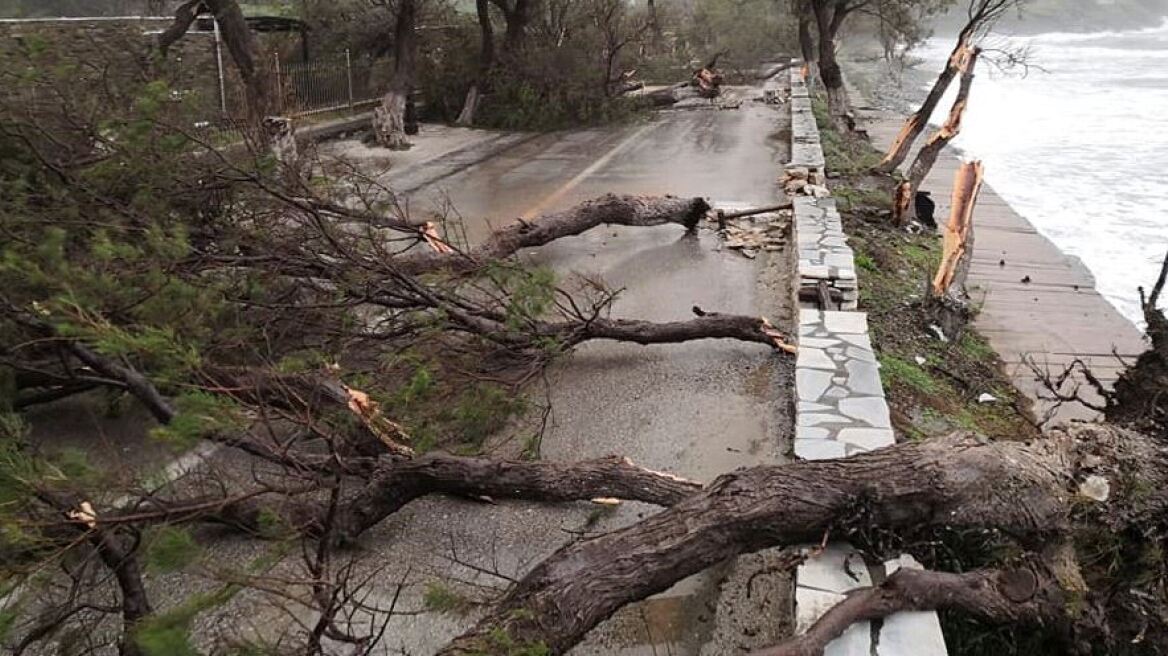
[787,61,948,656]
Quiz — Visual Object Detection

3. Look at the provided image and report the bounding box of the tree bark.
[374,0,418,149]
[554,314,788,351]
[133,453,702,544]
[492,0,534,54]
[796,0,817,78]
[905,47,980,198]
[875,31,975,173]
[395,194,711,275]
[439,431,1087,655]
[810,0,848,122]
[750,567,1063,656]
[931,160,983,299]
[160,0,277,130]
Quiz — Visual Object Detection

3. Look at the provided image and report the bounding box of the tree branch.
[750,567,1058,656]
[395,195,711,275]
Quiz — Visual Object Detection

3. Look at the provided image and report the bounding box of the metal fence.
[272,50,382,118]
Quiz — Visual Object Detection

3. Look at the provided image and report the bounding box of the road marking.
[519,122,659,220]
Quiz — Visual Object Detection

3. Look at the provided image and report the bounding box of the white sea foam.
[911,19,1168,325]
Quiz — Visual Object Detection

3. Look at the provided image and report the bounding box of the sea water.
[913,19,1168,325]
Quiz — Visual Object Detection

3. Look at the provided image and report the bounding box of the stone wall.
[0,18,224,118]
[0,17,305,122]
[786,62,948,656]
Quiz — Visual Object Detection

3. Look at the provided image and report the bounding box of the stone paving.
[795,198,859,311]
[786,62,948,656]
[789,75,826,177]
[795,310,892,459]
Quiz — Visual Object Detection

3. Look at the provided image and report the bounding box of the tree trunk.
[437,430,1107,654]
[160,0,277,131]
[928,159,983,341]
[875,33,973,174]
[811,0,847,122]
[374,0,418,149]
[646,0,661,42]
[395,194,711,274]
[797,8,816,72]
[906,47,980,196]
[494,0,533,54]
[457,0,495,126]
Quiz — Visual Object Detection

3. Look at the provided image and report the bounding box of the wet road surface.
[322,93,801,654]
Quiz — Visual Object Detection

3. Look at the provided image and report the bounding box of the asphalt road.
[321,92,801,655]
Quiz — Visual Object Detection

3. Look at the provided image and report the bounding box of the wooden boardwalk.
[859,108,1148,424]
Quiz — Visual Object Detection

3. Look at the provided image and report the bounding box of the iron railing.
[272,50,382,118]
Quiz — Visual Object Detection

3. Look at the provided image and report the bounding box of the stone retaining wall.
[787,62,948,656]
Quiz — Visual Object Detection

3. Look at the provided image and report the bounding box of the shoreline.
[842,49,1158,332]
[840,56,1148,423]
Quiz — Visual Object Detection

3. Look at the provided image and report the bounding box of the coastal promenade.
[856,106,1147,425]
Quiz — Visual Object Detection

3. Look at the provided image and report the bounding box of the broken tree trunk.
[555,313,795,353]
[929,160,983,340]
[133,453,703,545]
[876,37,974,174]
[905,46,981,204]
[932,160,982,299]
[457,0,495,126]
[439,428,1127,655]
[891,180,912,226]
[395,194,711,274]
[374,0,418,149]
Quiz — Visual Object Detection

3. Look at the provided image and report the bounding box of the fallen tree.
[394,194,711,274]
[440,423,1166,654]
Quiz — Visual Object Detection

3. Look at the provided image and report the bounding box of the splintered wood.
[932,160,984,297]
[892,180,912,225]
[422,221,455,253]
[877,114,923,171]
[343,382,416,456]
[713,205,792,260]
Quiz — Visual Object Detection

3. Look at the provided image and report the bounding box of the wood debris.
[421,221,454,254]
[712,205,791,259]
[68,501,98,528]
[342,382,416,457]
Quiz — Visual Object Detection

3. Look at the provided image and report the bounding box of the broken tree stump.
[929,160,984,340]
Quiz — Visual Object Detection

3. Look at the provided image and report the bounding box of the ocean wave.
[1013,16,1168,44]
[908,25,1168,325]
